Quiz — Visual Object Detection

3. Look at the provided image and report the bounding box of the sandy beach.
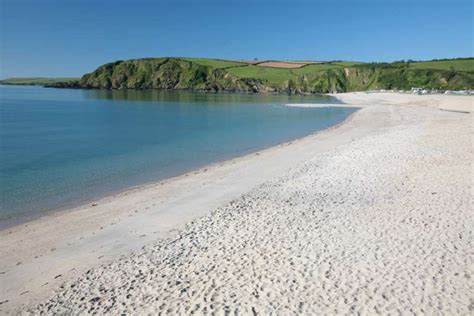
[0,92,472,314]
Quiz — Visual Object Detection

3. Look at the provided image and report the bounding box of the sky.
[0,0,472,78]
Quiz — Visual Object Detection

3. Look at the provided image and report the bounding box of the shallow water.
[0,86,356,226]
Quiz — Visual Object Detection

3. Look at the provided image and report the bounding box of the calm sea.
[0,85,357,227]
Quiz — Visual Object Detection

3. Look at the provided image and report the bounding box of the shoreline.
[1,92,472,313]
[1,97,368,312]
[0,104,356,231]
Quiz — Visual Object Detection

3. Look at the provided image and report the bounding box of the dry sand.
[0,92,472,314]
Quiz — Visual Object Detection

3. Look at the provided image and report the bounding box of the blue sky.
[0,0,472,78]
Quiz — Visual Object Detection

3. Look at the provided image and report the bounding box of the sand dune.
[1,93,472,314]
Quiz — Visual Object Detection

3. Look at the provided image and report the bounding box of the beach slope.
[0,93,472,314]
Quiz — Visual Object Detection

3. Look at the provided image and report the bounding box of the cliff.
[45,57,474,93]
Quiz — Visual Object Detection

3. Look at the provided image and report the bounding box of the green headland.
[2,57,473,93]
[0,77,79,86]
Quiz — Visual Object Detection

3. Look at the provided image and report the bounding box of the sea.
[0,85,357,227]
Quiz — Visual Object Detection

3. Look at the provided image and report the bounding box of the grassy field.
[182,58,247,69]
[179,59,369,85]
[0,77,79,85]
[292,63,347,75]
[225,65,300,84]
[330,61,366,67]
[409,58,474,72]
[224,61,366,84]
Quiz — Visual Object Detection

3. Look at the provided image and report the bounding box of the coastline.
[0,101,353,231]
[1,92,472,313]
[0,99,364,312]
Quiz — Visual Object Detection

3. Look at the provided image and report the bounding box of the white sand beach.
[0,92,473,314]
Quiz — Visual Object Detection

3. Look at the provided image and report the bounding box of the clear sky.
[0,0,472,78]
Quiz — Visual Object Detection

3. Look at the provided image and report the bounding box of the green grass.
[223,62,366,85]
[182,58,247,69]
[225,65,300,84]
[409,58,474,72]
[179,59,369,86]
[0,77,79,85]
[292,63,345,76]
[329,61,366,67]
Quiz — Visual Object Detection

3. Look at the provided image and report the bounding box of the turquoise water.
[0,86,356,227]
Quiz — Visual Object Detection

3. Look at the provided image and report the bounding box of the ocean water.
[0,85,357,226]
